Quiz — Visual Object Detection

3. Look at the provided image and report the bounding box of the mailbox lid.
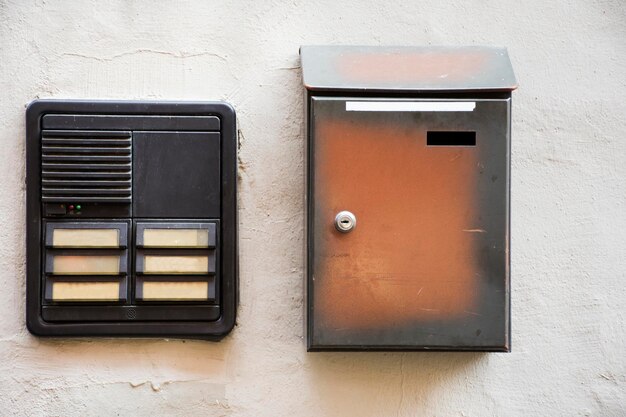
[307,97,510,350]
[301,45,517,93]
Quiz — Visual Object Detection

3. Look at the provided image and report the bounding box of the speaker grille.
[41,130,131,203]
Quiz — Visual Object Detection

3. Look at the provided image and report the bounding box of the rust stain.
[313,118,480,330]
[336,50,489,85]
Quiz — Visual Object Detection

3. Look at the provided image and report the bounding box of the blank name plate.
[49,255,122,275]
[136,223,216,248]
[143,255,209,274]
[143,229,209,248]
[52,281,120,301]
[135,276,216,302]
[52,229,119,248]
[142,281,209,301]
[143,281,208,300]
[45,222,128,248]
[136,250,215,275]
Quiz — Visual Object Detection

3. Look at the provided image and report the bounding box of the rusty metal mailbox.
[301,46,517,351]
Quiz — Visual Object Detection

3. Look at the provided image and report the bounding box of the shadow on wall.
[29,337,230,378]
[306,351,486,415]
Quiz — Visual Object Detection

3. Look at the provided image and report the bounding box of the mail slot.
[301,46,517,351]
[26,101,237,338]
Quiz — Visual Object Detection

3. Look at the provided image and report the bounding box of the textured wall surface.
[1,1,625,416]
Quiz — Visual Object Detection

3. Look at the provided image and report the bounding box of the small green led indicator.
[76,205,82,211]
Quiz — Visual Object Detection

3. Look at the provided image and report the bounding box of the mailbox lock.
[335,211,356,233]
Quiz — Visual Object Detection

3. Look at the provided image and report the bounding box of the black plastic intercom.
[26,100,237,339]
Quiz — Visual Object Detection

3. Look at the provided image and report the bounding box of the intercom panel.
[26,100,237,339]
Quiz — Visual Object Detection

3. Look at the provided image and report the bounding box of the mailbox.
[26,100,237,339]
[301,46,517,351]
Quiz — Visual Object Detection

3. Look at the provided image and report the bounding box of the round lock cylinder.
[334,211,356,233]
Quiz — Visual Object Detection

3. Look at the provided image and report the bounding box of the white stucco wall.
[1,1,625,416]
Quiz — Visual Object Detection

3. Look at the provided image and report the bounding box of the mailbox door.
[308,97,510,350]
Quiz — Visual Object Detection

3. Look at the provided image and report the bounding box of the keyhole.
[335,211,356,233]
